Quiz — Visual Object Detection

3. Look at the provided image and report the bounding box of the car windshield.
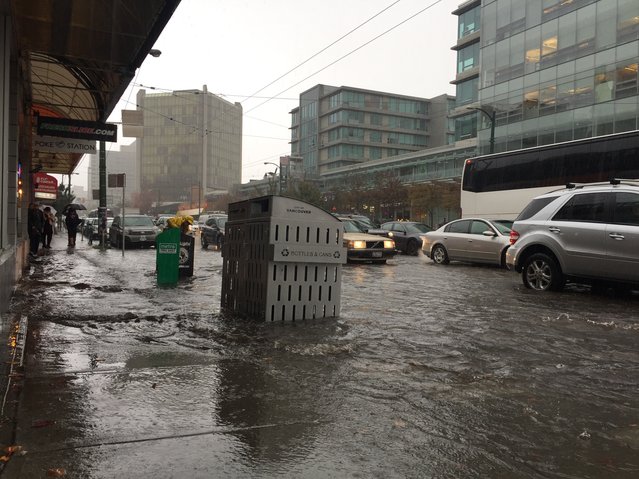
[122,216,154,226]
[490,221,512,235]
[405,223,432,233]
[342,220,364,233]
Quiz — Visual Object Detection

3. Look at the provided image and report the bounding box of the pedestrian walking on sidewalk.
[42,206,55,249]
[65,210,83,247]
[27,202,44,257]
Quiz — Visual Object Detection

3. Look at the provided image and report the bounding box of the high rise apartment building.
[454,0,639,155]
[290,85,454,176]
[136,86,242,205]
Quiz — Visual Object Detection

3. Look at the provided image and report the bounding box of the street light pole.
[467,106,496,154]
[264,162,280,194]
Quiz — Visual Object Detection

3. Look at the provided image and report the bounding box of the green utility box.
[156,228,181,285]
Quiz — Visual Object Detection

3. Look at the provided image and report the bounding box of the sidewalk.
[0,231,84,466]
[0,231,231,477]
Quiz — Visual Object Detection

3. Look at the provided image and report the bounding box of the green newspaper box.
[156,228,181,285]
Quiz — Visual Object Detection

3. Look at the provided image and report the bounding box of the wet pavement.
[1,232,638,478]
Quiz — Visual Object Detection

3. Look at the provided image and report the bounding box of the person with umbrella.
[64,205,84,247]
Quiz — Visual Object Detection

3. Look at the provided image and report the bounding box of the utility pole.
[99,140,107,248]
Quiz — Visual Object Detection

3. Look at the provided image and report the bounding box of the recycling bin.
[221,195,346,321]
[156,227,180,285]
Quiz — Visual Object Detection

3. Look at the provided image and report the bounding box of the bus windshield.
[460,131,639,219]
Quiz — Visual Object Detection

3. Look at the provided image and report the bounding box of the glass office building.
[290,85,454,176]
[476,0,639,154]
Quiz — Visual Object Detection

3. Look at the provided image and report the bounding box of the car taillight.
[509,230,520,245]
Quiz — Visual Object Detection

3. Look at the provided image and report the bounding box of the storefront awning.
[11,0,180,174]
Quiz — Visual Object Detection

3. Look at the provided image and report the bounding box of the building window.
[458,6,480,39]
[457,42,480,73]
[456,77,479,106]
[329,93,342,109]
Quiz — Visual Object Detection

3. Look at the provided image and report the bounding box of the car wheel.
[522,253,564,291]
[431,244,449,264]
[406,239,419,256]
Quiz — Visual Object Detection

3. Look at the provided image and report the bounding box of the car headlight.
[384,240,395,249]
[127,229,134,234]
[387,232,394,237]
[348,240,367,249]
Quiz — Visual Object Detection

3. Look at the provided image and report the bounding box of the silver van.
[506,180,639,291]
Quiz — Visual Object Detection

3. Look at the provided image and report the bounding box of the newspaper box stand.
[221,196,346,321]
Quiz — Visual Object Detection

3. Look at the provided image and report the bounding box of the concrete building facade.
[136,86,242,206]
[289,85,455,176]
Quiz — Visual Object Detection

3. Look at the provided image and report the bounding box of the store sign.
[33,172,58,200]
[37,116,117,142]
[33,135,97,155]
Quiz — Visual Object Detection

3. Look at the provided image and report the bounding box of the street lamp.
[467,106,496,154]
[264,162,280,194]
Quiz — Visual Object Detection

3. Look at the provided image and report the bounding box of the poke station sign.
[33,172,58,200]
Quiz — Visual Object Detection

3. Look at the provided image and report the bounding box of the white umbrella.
[39,205,57,216]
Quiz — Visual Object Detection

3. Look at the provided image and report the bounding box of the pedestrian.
[27,202,44,257]
[65,209,83,247]
[42,206,55,249]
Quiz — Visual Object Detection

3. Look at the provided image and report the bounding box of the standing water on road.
[4,236,639,478]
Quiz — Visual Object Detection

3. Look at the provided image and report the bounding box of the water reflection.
[215,320,347,467]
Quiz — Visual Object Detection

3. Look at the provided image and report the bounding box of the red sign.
[33,172,58,199]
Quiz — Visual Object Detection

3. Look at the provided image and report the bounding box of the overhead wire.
[244,0,446,115]
[238,0,403,105]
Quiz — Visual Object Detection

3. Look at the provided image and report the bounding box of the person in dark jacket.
[65,209,83,247]
[27,202,45,257]
[42,206,55,249]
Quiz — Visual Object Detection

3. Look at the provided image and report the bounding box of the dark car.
[201,215,227,249]
[109,214,158,248]
[380,221,433,255]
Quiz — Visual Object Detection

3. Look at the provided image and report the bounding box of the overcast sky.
[73,0,458,189]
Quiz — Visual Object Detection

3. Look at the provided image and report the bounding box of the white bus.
[460,131,639,220]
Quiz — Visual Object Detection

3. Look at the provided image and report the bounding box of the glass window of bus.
[446,220,471,234]
[516,196,560,221]
[552,192,609,223]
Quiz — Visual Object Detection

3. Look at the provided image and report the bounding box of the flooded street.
[4,234,639,478]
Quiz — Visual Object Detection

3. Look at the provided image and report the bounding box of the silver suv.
[506,180,639,291]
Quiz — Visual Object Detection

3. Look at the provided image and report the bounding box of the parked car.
[200,214,227,249]
[341,219,396,264]
[506,180,639,292]
[83,217,113,241]
[109,214,159,248]
[335,213,379,232]
[422,218,512,266]
[380,221,432,255]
